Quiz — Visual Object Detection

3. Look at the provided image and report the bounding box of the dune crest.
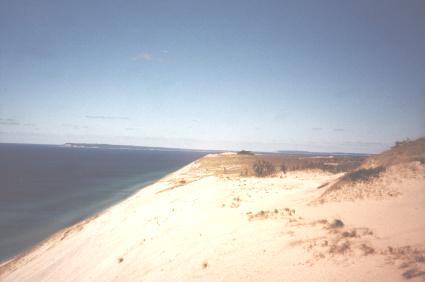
[318,138,425,203]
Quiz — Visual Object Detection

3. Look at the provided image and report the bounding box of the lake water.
[0,143,208,262]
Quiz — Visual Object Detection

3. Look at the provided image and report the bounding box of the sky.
[0,0,424,153]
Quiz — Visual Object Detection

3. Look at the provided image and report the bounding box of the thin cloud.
[0,118,18,122]
[85,115,130,121]
[133,52,154,61]
[341,141,386,147]
[0,121,20,126]
[133,51,167,62]
[312,127,323,131]
[334,128,345,132]
[62,124,80,130]
[0,118,20,126]
[273,112,287,122]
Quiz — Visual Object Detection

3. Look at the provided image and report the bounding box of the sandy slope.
[1,154,424,281]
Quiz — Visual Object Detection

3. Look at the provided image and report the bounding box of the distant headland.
[62,143,220,153]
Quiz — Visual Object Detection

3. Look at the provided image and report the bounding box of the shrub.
[342,166,385,183]
[253,160,275,177]
[416,158,425,165]
[392,138,411,148]
[280,162,287,174]
[329,219,344,229]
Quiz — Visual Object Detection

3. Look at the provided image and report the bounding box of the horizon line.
[0,141,373,156]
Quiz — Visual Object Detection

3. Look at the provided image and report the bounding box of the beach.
[1,149,424,281]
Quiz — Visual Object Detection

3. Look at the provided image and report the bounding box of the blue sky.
[1,0,424,153]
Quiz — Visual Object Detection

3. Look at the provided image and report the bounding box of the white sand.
[1,156,424,281]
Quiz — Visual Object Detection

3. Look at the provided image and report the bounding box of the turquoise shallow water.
[0,143,208,262]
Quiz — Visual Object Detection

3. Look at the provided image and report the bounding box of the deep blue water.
[0,143,208,262]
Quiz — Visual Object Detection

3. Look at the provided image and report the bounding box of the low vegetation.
[341,166,386,183]
[316,139,425,203]
[195,152,366,177]
[317,167,387,202]
[253,160,276,177]
[392,138,412,149]
[280,157,363,173]
[329,219,344,229]
[363,137,425,168]
[280,162,287,174]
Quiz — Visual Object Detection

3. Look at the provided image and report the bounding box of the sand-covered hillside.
[1,139,424,281]
[319,138,425,203]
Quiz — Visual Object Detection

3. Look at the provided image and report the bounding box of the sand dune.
[1,144,425,281]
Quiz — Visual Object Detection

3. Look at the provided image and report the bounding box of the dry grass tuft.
[329,219,344,229]
[329,241,351,255]
[402,268,425,279]
[341,230,357,238]
[247,208,296,221]
[360,244,375,255]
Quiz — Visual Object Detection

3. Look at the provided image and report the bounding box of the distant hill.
[63,143,221,153]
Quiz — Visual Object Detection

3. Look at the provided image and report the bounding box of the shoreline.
[0,156,210,274]
[0,160,198,267]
